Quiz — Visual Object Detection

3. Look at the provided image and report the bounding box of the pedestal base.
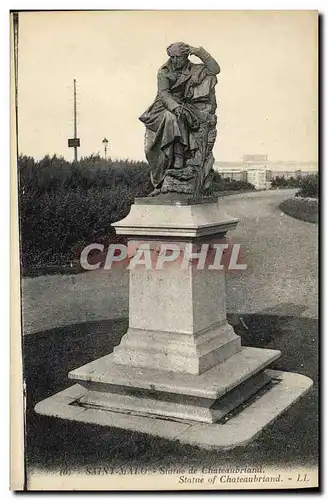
[35,369,312,450]
[66,347,280,423]
[113,321,241,375]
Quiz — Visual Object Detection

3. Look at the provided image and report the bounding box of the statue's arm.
[190,46,220,75]
[157,70,180,112]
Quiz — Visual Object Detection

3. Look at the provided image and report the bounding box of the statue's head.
[167,42,190,71]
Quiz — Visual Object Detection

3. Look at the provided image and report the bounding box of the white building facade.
[214,156,317,190]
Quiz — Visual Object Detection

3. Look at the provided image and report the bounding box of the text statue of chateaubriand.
[139,42,220,197]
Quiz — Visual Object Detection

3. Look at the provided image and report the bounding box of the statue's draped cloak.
[139,52,219,193]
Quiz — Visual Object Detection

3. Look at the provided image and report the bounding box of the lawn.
[280,198,318,224]
[23,312,318,476]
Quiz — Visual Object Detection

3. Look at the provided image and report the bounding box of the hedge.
[18,154,256,274]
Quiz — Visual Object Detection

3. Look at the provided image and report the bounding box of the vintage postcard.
[10,10,319,491]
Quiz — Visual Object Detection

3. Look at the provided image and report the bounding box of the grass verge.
[280,198,318,224]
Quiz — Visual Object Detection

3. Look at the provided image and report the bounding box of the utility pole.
[68,78,80,161]
[73,79,77,161]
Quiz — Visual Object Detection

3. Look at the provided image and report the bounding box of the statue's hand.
[188,45,201,56]
[173,105,184,117]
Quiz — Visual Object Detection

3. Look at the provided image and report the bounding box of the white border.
[3,2,324,498]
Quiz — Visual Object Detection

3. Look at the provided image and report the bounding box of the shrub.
[296,173,319,199]
[271,176,302,188]
[18,154,152,271]
[18,155,257,273]
[211,172,255,192]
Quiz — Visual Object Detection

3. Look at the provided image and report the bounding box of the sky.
[17,10,318,165]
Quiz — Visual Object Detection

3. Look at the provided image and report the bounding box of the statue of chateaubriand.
[139,42,220,197]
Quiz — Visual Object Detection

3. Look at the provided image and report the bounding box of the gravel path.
[223,189,318,319]
[21,189,318,335]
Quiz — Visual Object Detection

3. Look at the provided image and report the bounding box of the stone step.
[69,346,281,402]
[35,370,313,449]
[75,370,273,423]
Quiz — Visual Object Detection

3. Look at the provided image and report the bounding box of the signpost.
[68,138,80,148]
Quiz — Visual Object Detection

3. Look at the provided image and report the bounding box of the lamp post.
[102,138,109,159]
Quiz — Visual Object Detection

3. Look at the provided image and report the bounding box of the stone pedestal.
[35,196,312,447]
[112,197,241,376]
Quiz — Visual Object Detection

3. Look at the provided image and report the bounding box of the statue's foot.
[148,188,161,197]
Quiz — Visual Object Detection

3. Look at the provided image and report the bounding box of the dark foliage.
[18,155,258,273]
[271,176,301,189]
[271,173,318,196]
[18,154,152,271]
[280,198,318,224]
[295,173,319,199]
[211,171,256,192]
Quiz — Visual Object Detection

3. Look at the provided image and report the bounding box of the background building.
[246,168,268,190]
[213,162,245,181]
[214,157,318,190]
[242,154,269,189]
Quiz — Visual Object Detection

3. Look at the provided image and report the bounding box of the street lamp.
[102,137,109,159]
